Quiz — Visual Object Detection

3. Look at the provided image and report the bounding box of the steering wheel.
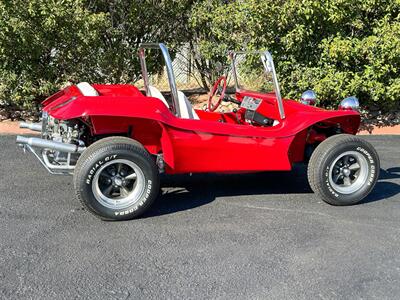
[208,76,227,112]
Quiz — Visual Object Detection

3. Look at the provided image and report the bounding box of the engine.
[43,115,84,144]
[42,113,86,165]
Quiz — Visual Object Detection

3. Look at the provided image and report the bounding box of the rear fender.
[43,92,177,169]
[89,116,175,169]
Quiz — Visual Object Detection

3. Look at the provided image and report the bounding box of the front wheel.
[307,134,380,205]
[73,137,160,220]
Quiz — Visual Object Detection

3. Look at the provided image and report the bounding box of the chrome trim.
[156,153,165,173]
[328,151,369,194]
[138,43,180,117]
[91,159,146,210]
[21,145,72,175]
[264,51,285,119]
[19,122,42,132]
[229,50,285,119]
[339,96,359,110]
[16,136,86,153]
[42,150,75,171]
[228,51,239,90]
[16,136,85,175]
[138,48,149,96]
[301,90,317,105]
[41,111,48,138]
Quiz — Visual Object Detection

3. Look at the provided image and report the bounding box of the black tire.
[307,134,380,205]
[73,137,160,220]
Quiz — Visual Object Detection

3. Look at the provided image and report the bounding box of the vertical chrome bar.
[138,48,149,96]
[229,52,240,91]
[138,43,180,117]
[263,51,285,120]
[159,43,180,117]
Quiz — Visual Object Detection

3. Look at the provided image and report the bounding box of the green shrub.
[0,0,192,109]
[190,0,400,111]
[1,0,399,112]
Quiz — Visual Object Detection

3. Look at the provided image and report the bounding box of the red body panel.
[42,84,360,174]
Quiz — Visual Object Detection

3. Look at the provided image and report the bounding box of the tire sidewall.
[320,141,378,204]
[76,147,158,220]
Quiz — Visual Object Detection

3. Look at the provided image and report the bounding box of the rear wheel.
[73,137,159,220]
[307,134,379,205]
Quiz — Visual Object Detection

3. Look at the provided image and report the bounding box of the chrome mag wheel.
[308,134,379,206]
[328,151,369,195]
[92,159,146,209]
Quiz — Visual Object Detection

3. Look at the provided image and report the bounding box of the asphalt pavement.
[0,134,399,299]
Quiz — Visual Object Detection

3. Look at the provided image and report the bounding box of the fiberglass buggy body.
[17,43,379,220]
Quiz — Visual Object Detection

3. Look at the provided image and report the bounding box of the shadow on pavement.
[379,167,400,180]
[145,165,400,217]
[362,167,400,204]
[146,164,309,218]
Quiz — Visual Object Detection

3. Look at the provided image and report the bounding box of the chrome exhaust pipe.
[16,136,86,153]
[19,122,42,132]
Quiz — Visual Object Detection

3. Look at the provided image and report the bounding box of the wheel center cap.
[342,168,350,177]
[113,177,123,186]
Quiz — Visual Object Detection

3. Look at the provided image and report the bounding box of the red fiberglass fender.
[282,99,361,135]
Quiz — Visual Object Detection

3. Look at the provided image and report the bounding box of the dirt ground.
[0,120,40,135]
[358,125,400,135]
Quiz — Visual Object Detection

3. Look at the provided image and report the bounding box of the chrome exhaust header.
[19,122,42,132]
[16,136,86,175]
[16,136,86,153]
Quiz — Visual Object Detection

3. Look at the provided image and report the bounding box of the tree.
[189,0,400,110]
[1,0,399,112]
[0,0,193,109]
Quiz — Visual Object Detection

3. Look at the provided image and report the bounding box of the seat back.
[177,91,199,120]
[77,82,99,96]
[148,85,169,108]
[148,86,198,119]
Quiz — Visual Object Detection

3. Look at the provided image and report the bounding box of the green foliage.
[190,0,400,110]
[0,0,399,111]
[0,0,105,108]
[0,0,192,109]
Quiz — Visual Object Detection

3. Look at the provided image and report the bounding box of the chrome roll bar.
[229,50,285,120]
[138,43,180,117]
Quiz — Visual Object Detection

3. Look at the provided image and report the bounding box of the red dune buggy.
[17,43,379,220]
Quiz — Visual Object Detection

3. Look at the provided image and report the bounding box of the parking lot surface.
[0,135,399,299]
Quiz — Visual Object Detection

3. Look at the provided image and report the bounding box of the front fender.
[287,113,361,164]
